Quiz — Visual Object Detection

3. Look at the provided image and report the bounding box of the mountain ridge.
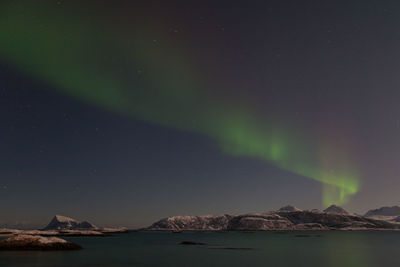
[43,215,97,230]
[147,205,400,231]
[364,206,400,217]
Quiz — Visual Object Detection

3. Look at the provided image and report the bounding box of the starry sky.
[1,0,400,228]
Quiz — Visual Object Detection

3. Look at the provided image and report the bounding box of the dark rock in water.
[294,234,322,238]
[274,231,288,234]
[57,230,105,236]
[214,247,255,250]
[365,206,400,217]
[180,241,254,250]
[180,241,208,246]
[0,235,82,250]
[44,215,96,230]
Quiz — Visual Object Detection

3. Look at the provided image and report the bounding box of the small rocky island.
[146,205,400,231]
[0,215,128,237]
[0,215,129,251]
[0,235,81,251]
[44,215,97,231]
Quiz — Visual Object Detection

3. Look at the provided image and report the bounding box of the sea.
[0,231,399,267]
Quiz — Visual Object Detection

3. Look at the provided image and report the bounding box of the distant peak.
[44,215,96,230]
[53,215,77,222]
[278,205,302,212]
[323,205,350,215]
[365,206,400,217]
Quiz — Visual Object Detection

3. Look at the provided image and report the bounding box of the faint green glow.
[0,1,360,206]
[323,230,371,267]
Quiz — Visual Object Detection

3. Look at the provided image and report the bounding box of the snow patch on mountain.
[278,205,302,212]
[365,206,400,217]
[323,205,351,215]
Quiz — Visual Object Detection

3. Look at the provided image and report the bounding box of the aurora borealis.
[1,0,399,227]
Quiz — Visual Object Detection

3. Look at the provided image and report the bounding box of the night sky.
[1,0,400,228]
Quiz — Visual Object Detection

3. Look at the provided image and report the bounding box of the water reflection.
[322,232,371,267]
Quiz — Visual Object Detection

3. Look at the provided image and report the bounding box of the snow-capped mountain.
[323,205,351,215]
[364,206,400,217]
[149,215,232,231]
[278,205,302,212]
[43,215,97,230]
[147,205,400,231]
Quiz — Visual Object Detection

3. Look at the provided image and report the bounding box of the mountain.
[147,208,400,231]
[323,205,350,215]
[364,206,400,217]
[43,215,97,230]
[278,205,302,212]
[149,215,232,231]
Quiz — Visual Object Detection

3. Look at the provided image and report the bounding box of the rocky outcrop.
[365,206,400,217]
[44,215,96,230]
[0,235,82,250]
[147,207,400,231]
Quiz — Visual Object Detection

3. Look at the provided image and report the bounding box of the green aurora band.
[0,2,360,206]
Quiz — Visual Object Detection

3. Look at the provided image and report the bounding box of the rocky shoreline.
[0,235,82,251]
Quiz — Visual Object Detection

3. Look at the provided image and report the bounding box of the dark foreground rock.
[180,241,254,250]
[0,235,82,250]
[180,241,208,245]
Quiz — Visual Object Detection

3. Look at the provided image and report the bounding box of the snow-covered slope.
[43,215,97,230]
[278,205,302,212]
[147,208,400,231]
[323,205,351,215]
[149,215,232,231]
[227,213,294,230]
[365,206,400,217]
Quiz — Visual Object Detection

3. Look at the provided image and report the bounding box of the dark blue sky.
[2,73,322,227]
[1,0,400,228]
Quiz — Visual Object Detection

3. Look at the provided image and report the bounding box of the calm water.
[0,231,399,267]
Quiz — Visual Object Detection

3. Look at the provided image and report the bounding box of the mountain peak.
[365,206,400,217]
[44,215,96,230]
[53,215,77,223]
[278,205,302,212]
[323,205,350,215]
